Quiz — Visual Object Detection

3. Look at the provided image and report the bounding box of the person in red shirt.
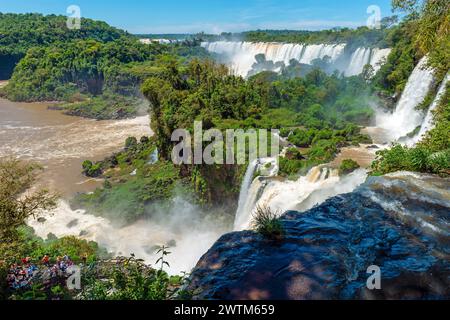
[41,255,50,265]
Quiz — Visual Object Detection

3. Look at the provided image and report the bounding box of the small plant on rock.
[252,205,284,240]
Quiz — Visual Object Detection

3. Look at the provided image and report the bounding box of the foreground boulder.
[188,172,450,300]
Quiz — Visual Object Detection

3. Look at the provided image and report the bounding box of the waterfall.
[233,165,369,231]
[376,56,435,141]
[234,160,259,230]
[345,48,372,76]
[409,73,449,145]
[370,48,392,74]
[233,158,279,230]
[201,41,390,78]
[344,47,391,76]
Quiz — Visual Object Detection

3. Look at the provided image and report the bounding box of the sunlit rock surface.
[188,172,450,300]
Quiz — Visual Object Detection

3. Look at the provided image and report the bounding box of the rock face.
[188,172,450,300]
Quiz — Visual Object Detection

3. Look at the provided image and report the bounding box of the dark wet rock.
[79,230,89,237]
[66,219,79,228]
[367,145,379,149]
[188,172,450,300]
[37,217,47,223]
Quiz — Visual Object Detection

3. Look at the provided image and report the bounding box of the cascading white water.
[345,47,391,76]
[231,56,445,232]
[376,56,435,141]
[201,41,391,78]
[234,158,279,230]
[233,165,368,231]
[345,48,372,76]
[409,73,449,145]
[234,159,259,230]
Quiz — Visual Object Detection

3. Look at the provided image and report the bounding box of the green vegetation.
[371,144,450,176]
[371,81,449,177]
[75,137,184,223]
[55,93,144,120]
[0,14,211,119]
[1,38,166,118]
[78,253,189,300]
[373,0,449,97]
[370,0,449,176]
[141,59,374,181]
[0,13,127,79]
[339,159,361,175]
[252,205,284,240]
[0,159,57,243]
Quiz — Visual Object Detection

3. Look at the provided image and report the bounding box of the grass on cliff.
[252,205,284,240]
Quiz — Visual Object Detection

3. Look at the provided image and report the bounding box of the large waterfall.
[201,41,391,78]
[376,56,435,141]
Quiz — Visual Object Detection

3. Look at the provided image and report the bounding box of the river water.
[0,98,152,197]
[0,97,228,274]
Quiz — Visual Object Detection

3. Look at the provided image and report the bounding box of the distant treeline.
[0,13,130,79]
[196,22,399,49]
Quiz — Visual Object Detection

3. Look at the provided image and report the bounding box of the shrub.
[125,137,138,150]
[371,144,450,176]
[82,160,102,178]
[339,159,360,175]
[252,205,284,240]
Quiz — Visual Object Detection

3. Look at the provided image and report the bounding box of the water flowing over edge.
[376,56,435,141]
[201,41,391,77]
[408,73,450,145]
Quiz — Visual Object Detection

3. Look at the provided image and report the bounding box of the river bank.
[0,98,152,197]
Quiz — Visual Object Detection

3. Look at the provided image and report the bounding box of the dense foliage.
[0,159,57,243]
[373,0,449,97]
[141,58,373,197]
[0,13,128,79]
[0,14,211,119]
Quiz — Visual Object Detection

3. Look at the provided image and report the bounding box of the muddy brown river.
[0,98,152,197]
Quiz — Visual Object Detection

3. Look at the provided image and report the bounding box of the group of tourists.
[7,255,75,290]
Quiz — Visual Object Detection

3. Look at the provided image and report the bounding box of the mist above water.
[29,197,231,275]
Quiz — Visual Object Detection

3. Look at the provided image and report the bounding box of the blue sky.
[0,0,394,34]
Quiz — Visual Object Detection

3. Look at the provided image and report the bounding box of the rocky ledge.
[188,172,450,300]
